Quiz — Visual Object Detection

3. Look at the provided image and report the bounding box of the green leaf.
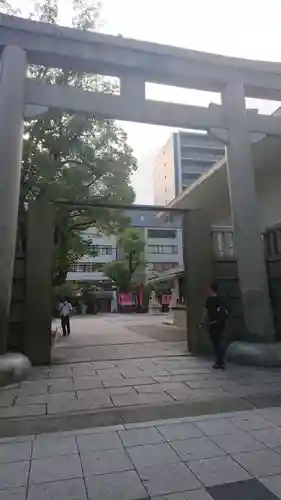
[103,228,147,292]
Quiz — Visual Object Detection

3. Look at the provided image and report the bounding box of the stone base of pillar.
[163,308,174,325]
[174,308,187,329]
[163,308,187,328]
[148,307,161,315]
[226,341,281,367]
[0,353,31,387]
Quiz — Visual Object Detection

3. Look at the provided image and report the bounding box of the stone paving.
[2,316,281,497]
[51,314,187,364]
[2,315,281,436]
[2,354,281,419]
[2,407,281,498]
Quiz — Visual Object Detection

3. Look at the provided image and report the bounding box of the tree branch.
[69,219,97,231]
[59,159,83,167]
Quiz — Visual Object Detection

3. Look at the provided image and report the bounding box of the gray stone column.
[25,202,55,366]
[0,46,26,354]
[221,82,274,341]
[182,211,213,353]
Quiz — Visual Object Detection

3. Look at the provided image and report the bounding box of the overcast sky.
[10,0,281,203]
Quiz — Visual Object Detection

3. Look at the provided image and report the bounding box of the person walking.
[201,283,230,369]
[58,299,73,337]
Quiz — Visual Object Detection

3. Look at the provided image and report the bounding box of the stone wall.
[8,252,26,352]
[214,259,246,346]
[214,223,281,344]
[267,259,281,340]
[264,223,281,340]
[7,202,55,365]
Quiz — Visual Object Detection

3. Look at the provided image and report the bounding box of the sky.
[8,0,281,203]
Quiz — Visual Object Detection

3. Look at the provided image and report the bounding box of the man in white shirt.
[58,299,73,336]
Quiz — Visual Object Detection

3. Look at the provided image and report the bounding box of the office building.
[67,229,117,286]
[66,209,182,286]
[129,210,182,279]
[153,130,225,206]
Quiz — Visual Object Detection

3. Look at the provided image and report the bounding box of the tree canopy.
[0,0,137,286]
[104,228,146,292]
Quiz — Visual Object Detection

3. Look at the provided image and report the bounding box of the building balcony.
[181,154,223,164]
[66,270,111,282]
[180,143,225,154]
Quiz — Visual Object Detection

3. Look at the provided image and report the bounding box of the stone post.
[25,202,55,365]
[170,281,179,309]
[0,46,26,354]
[182,211,213,353]
[221,82,275,342]
[167,280,179,324]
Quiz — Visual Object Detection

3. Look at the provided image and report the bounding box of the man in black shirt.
[202,282,229,369]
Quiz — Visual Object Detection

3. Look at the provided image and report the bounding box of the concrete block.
[29,455,82,484]
[80,448,133,476]
[85,470,147,500]
[226,341,281,366]
[127,442,180,469]
[189,456,250,487]
[27,478,87,500]
[0,354,31,387]
[138,463,201,496]
[233,449,281,477]
[0,461,29,489]
[0,488,26,500]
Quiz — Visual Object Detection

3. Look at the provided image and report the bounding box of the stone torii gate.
[1,15,281,375]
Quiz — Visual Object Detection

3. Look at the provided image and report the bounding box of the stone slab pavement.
[52,314,187,364]
[1,315,281,437]
[2,407,281,498]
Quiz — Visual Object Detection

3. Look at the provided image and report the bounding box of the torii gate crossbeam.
[1,14,281,100]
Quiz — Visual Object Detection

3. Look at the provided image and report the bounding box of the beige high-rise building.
[153,131,225,206]
[152,136,175,206]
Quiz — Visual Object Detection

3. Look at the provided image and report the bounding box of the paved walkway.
[1,315,281,437]
[52,314,187,364]
[2,407,281,498]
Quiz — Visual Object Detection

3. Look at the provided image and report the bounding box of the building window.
[150,262,178,272]
[93,245,113,255]
[182,172,200,182]
[147,245,178,254]
[70,263,104,272]
[148,229,177,239]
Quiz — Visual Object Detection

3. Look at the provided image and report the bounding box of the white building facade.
[145,226,183,278]
[67,228,117,285]
[66,210,183,286]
